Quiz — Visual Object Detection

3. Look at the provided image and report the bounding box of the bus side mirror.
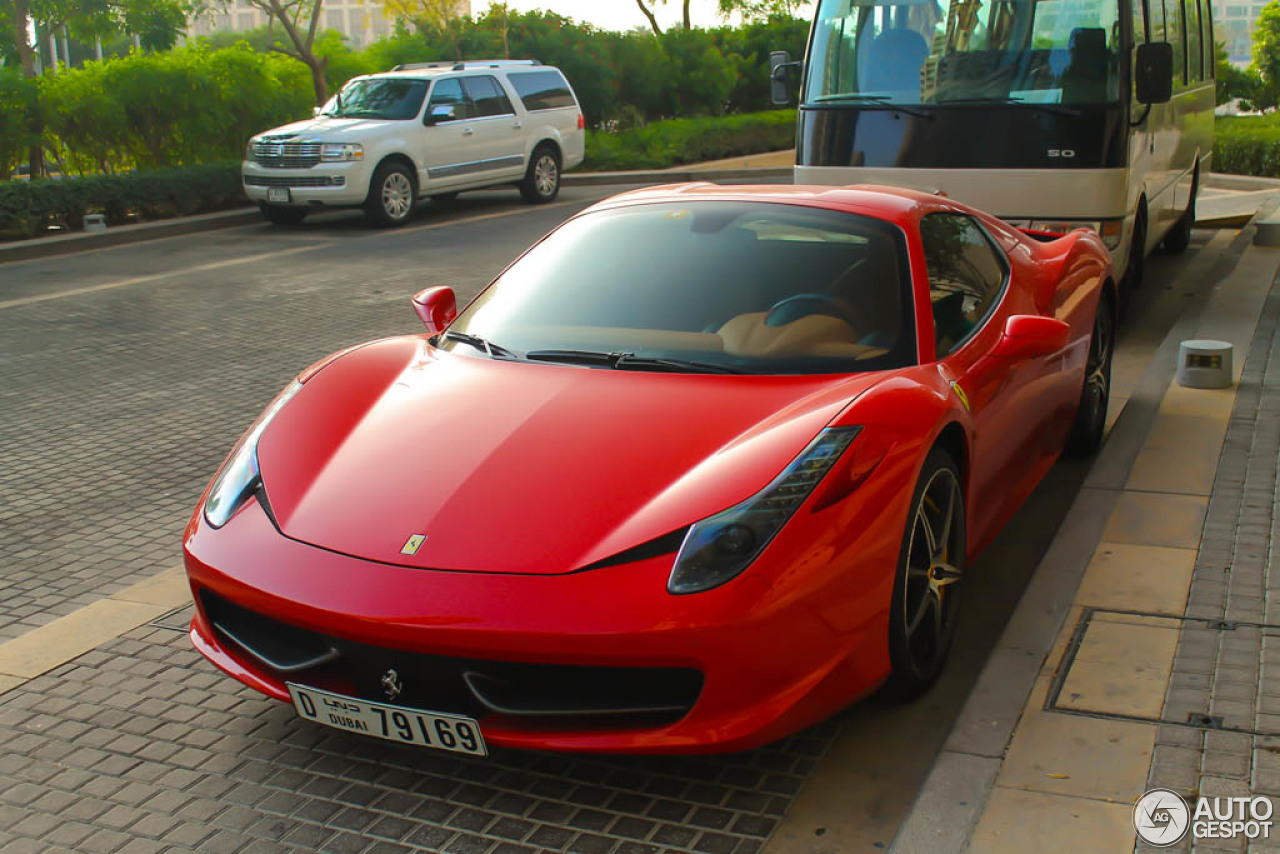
[1134,42,1173,105]
[770,50,802,106]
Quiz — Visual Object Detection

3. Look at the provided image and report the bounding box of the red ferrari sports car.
[184,183,1115,755]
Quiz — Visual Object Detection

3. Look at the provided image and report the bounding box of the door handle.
[462,127,474,136]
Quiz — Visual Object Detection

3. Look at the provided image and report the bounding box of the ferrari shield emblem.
[951,382,971,411]
[400,534,426,555]
[381,669,403,700]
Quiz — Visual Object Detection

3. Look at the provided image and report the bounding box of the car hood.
[259,116,394,142]
[257,337,885,574]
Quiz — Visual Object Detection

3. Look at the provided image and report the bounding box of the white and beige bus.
[772,0,1215,293]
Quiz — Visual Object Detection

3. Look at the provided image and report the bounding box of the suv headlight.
[204,381,302,528]
[245,138,257,161]
[321,143,363,162]
[668,427,860,594]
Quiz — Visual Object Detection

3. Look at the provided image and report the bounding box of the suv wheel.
[258,202,307,226]
[365,161,417,227]
[519,145,561,204]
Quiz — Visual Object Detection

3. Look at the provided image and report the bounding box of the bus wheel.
[1163,174,1196,254]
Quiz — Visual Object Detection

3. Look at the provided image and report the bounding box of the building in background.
[185,0,472,49]
[1217,0,1267,64]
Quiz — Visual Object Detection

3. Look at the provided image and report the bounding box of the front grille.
[252,140,321,169]
[244,174,344,188]
[202,591,703,727]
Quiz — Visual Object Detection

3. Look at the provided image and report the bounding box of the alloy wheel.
[382,172,413,221]
[533,155,558,197]
[902,467,964,677]
[1081,301,1113,435]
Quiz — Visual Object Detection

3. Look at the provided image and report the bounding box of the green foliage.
[0,68,39,178]
[1215,41,1262,106]
[1251,1,1280,111]
[1213,114,1280,178]
[0,162,242,237]
[583,109,796,171]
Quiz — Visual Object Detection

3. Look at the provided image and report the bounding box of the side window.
[1188,0,1202,80]
[1165,0,1186,84]
[921,214,1008,358]
[1149,0,1166,43]
[462,76,515,118]
[427,78,473,121]
[508,71,577,111]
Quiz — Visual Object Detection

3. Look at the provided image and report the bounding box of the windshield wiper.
[441,331,521,360]
[935,96,1082,116]
[811,94,932,119]
[524,349,742,374]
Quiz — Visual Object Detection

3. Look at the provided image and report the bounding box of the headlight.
[245,139,256,161]
[321,143,363,161]
[203,381,302,528]
[668,427,860,595]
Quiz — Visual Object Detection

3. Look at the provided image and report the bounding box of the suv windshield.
[442,201,916,375]
[321,78,428,120]
[805,0,1122,106]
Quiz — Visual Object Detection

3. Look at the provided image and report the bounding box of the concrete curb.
[890,201,1279,853]
[561,166,793,186]
[1204,172,1280,192]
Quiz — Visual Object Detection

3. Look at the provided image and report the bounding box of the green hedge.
[583,110,796,171]
[0,162,243,238]
[1214,114,1280,178]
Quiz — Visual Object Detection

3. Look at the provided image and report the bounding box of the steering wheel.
[764,293,860,330]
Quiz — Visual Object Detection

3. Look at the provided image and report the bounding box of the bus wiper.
[936,96,1082,115]
[524,349,744,374]
[441,331,521,360]
[812,94,932,119]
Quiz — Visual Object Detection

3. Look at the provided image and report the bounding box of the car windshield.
[442,201,916,375]
[805,0,1122,106]
[320,78,428,120]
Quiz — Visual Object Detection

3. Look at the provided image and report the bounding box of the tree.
[382,0,469,59]
[1252,0,1280,110]
[1214,40,1261,106]
[632,0,693,36]
[236,0,329,104]
[717,0,809,22]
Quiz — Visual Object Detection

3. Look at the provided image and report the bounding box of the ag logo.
[1134,788,1190,846]
[400,534,427,555]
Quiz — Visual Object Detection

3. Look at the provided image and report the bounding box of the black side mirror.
[1134,42,1173,105]
[425,104,457,126]
[769,50,802,106]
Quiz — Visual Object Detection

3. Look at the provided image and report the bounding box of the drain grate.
[1044,607,1279,737]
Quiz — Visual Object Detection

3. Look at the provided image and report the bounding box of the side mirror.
[990,315,1070,360]
[769,50,802,106]
[425,104,457,125]
[412,286,457,334]
[1134,42,1173,105]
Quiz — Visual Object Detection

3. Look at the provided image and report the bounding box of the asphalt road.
[0,185,1227,853]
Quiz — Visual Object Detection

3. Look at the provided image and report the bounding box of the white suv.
[242,60,586,227]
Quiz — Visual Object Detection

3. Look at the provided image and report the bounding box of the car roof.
[369,63,558,82]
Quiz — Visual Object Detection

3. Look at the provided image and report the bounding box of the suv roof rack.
[391,60,542,71]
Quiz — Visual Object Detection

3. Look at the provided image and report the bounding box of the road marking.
[0,197,585,310]
[0,567,190,685]
[0,243,334,310]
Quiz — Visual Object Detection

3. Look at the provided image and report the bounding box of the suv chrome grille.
[244,174,344,188]
[251,140,321,169]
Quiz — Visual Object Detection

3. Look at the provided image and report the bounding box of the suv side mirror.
[769,51,802,106]
[425,104,457,125]
[1134,42,1173,105]
[412,286,457,334]
[990,315,1070,360]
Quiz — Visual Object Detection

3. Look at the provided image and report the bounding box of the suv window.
[462,76,515,117]
[508,70,576,111]
[427,78,474,120]
[921,214,1007,357]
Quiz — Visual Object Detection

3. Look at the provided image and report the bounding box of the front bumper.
[183,472,908,753]
[242,159,371,207]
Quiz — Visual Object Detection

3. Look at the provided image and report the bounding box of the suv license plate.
[267,187,290,203]
[287,683,487,756]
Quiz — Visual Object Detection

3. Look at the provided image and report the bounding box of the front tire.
[257,203,307,226]
[886,447,965,699]
[519,145,561,204]
[364,161,417,227]
[1065,289,1115,456]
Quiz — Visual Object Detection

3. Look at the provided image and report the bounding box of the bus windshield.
[804,0,1123,106]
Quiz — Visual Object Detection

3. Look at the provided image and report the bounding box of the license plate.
[267,187,290,203]
[287,683,487,756]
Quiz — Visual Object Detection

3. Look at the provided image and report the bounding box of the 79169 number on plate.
[287,683,487,756]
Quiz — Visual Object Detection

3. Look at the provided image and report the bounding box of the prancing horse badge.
[400,534,427,555]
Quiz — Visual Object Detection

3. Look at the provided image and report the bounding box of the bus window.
[1131,0,1146,44]
[802,0,1124,106]
[1188,0,1202,79]
[1148,0,1165,42]
[1165,0,1186,84]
